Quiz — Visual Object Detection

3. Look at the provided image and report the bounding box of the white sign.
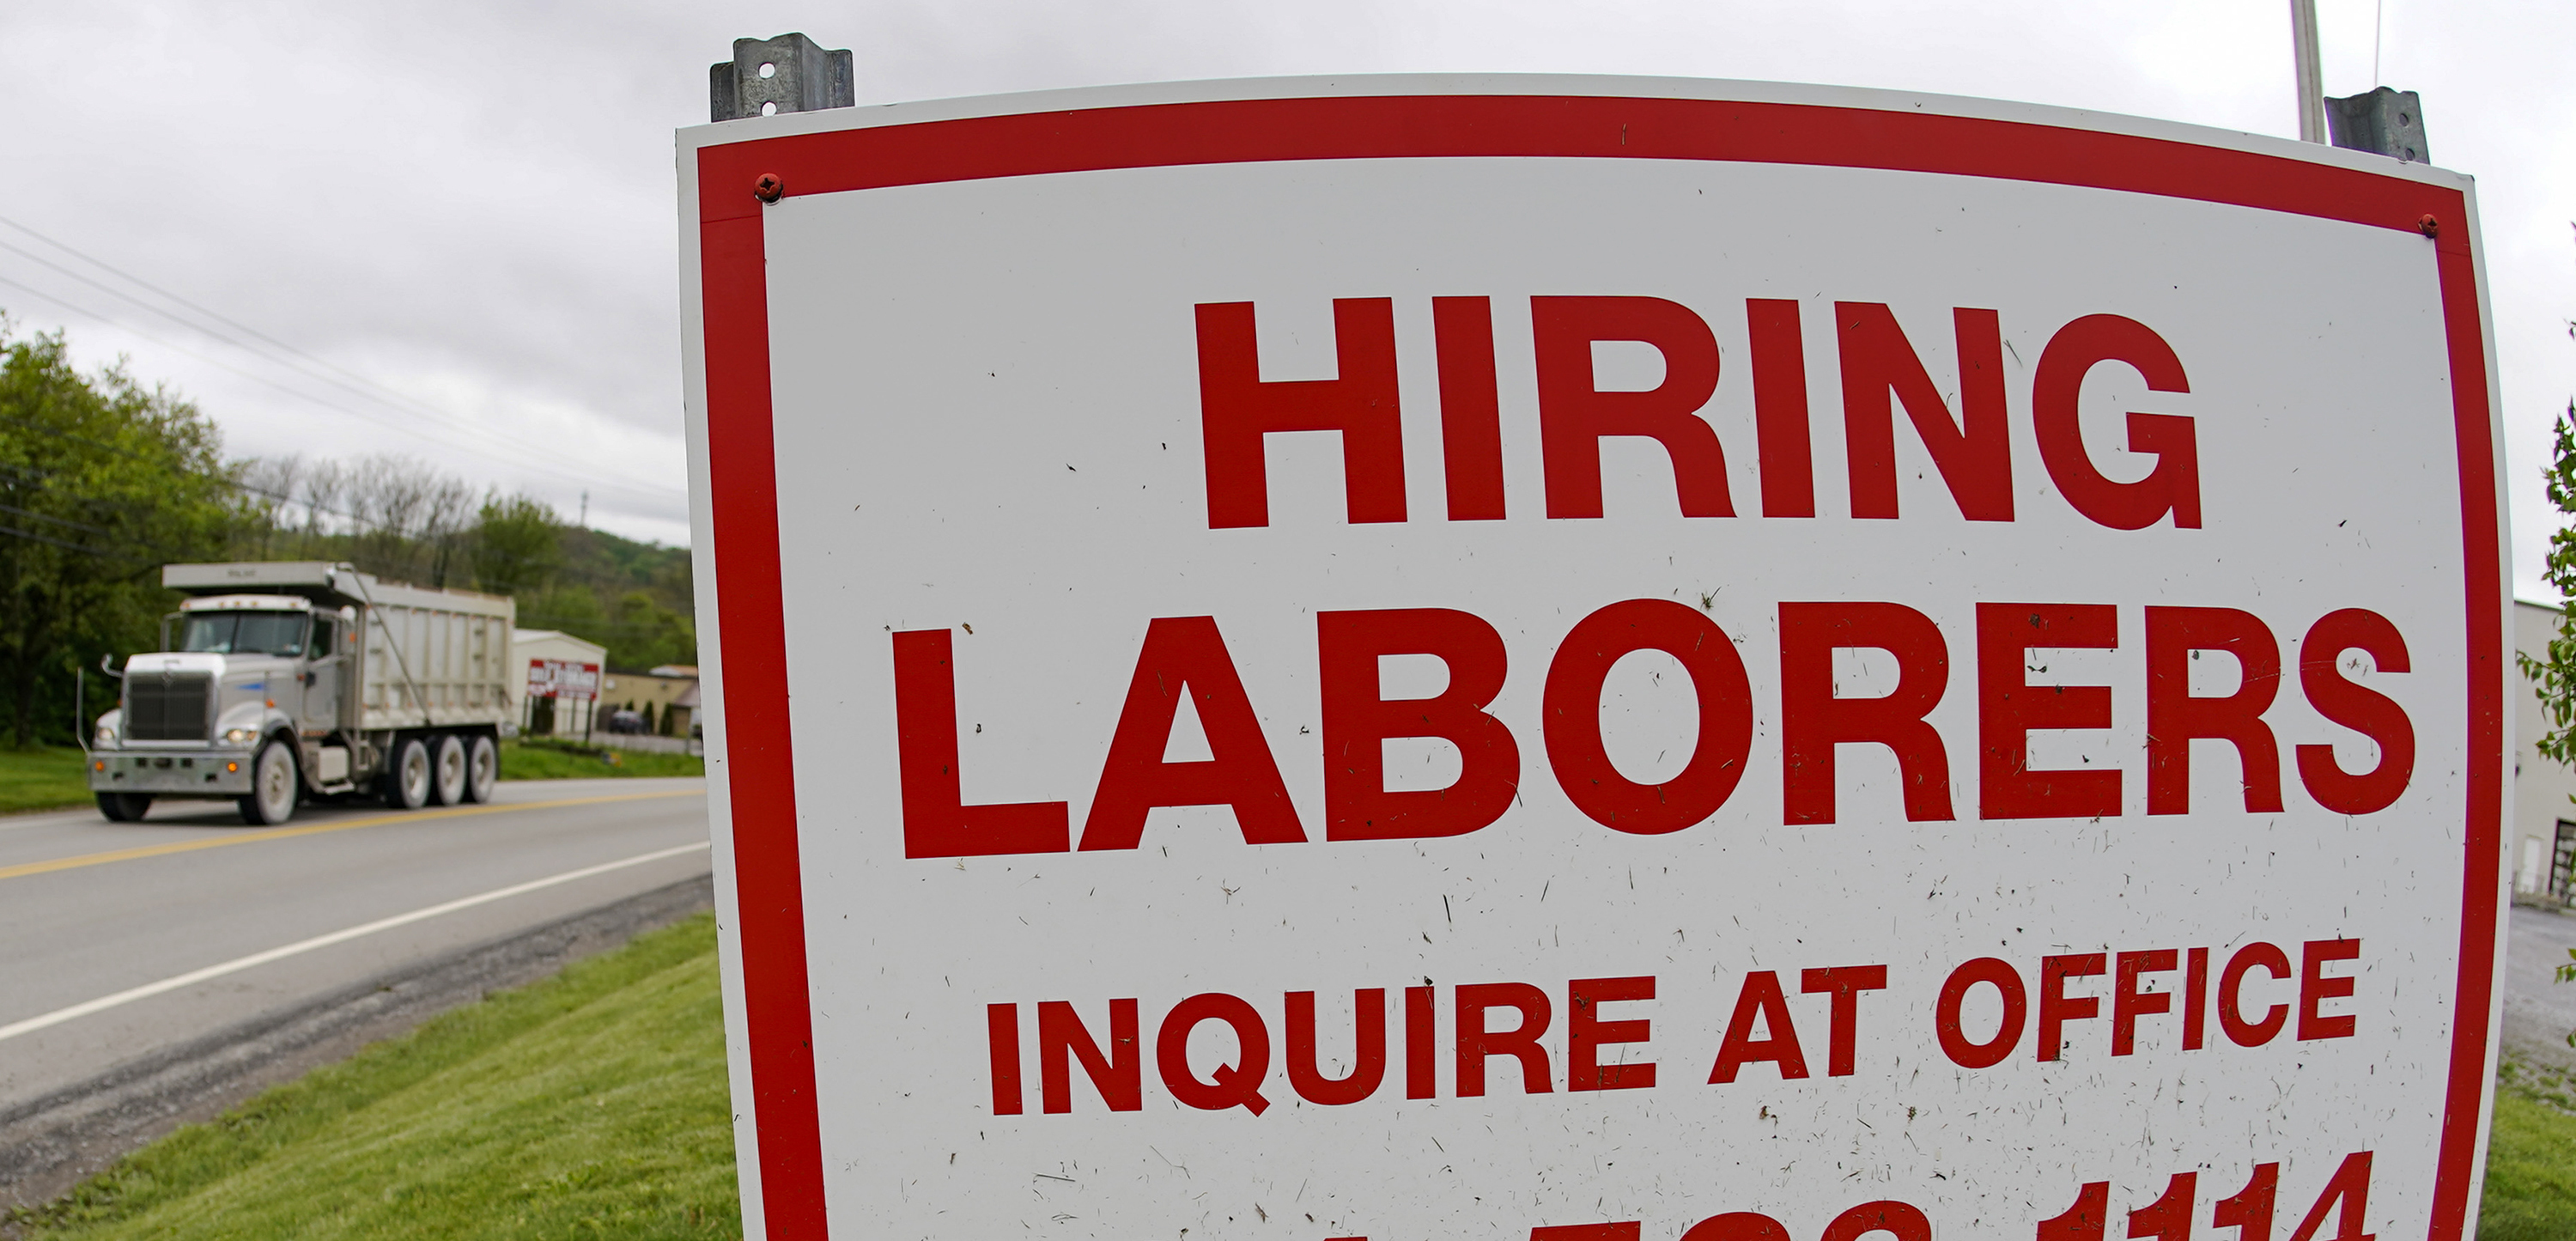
[679,78,2506,1241]
[525,658,599,702]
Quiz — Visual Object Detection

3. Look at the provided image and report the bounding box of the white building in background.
[2513,600,2576,899]
[509,628,607,739]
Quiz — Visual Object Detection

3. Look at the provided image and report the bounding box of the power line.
[2,405,701,610]
[0,271,678,510]
[0,298,453,535]
[2,408,645,586]
[0,410,696,600]
[0,523,132,562]
[0,419,692,630]
[0,214,519,438]
[0,222,683,505]
[0,216,685,500]
[0,233,672,500]
[0,501,118,539]
[0,407,422,543]
[0,272,677,513]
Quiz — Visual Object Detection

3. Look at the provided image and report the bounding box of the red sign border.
[690,91,2503,1240]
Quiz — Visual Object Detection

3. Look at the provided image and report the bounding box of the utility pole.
[2290,0,2328,143]
[579,490,587,528]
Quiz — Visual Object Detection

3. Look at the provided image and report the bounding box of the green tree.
[471,493,562,598]
[519,585,696,672]
[2521,228,2576,763]
[2525,239,2576,1045]
[228,453,481,587]
[2524,402,2576,763]
[608,590,696,669]
[0,321,238,746]
[228,450,697,672]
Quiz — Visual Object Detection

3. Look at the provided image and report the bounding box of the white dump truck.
[87,562,518,824]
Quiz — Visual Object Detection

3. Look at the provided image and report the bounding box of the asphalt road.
[2505,903,2576,1068]
[16,782,2576,1209]
[0,777,710,1124]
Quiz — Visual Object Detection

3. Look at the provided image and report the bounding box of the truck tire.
[463,734,498,803]
[239,738,300,825]
[383,736,432,810]
[95,792,154,822]
[429,733,468,806]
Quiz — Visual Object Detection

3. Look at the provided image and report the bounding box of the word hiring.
[892,601,2412,859]
[1197,297,2201,529]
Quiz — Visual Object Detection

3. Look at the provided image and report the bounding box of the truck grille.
[126,673,211,740]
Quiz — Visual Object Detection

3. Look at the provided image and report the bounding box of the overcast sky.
[1,1,2567,591]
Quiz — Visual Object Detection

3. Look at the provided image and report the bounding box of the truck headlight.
[94,722,117,746]
[223,727,258,745]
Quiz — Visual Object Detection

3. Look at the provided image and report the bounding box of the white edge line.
[0,840,712,1043]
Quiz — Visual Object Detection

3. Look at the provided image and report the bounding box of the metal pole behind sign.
[2290,0,2328,142]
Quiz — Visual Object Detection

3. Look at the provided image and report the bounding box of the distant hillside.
[228,455,695,672]
[520,526,696,672]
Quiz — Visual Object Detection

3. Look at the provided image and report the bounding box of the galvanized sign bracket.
[709,33,854,123]
[2325,86,2432,164]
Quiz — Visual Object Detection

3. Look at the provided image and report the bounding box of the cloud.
[1,0,2566,571]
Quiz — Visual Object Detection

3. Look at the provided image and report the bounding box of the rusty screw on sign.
[2418,213,2439,238]
[754,173,786,204]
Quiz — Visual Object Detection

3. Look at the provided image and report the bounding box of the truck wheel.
[95,792,154,822]
[429,733,468,806]
[383,736,431,810]
[462,734,498,803]
[238,739,300,825]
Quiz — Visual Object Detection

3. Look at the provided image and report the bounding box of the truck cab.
[88,562,515,825]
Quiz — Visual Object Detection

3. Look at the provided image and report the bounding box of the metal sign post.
[2291,0,2329,142]
[681,74,2505,1241]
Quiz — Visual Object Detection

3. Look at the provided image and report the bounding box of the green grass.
[0,746,94,814]
[501,740,704,781]
[8,903,2566,1239]
[2484,1059,2576,1239]
[11,914,739,1240]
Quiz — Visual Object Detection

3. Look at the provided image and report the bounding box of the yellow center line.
[0,789,702,882]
